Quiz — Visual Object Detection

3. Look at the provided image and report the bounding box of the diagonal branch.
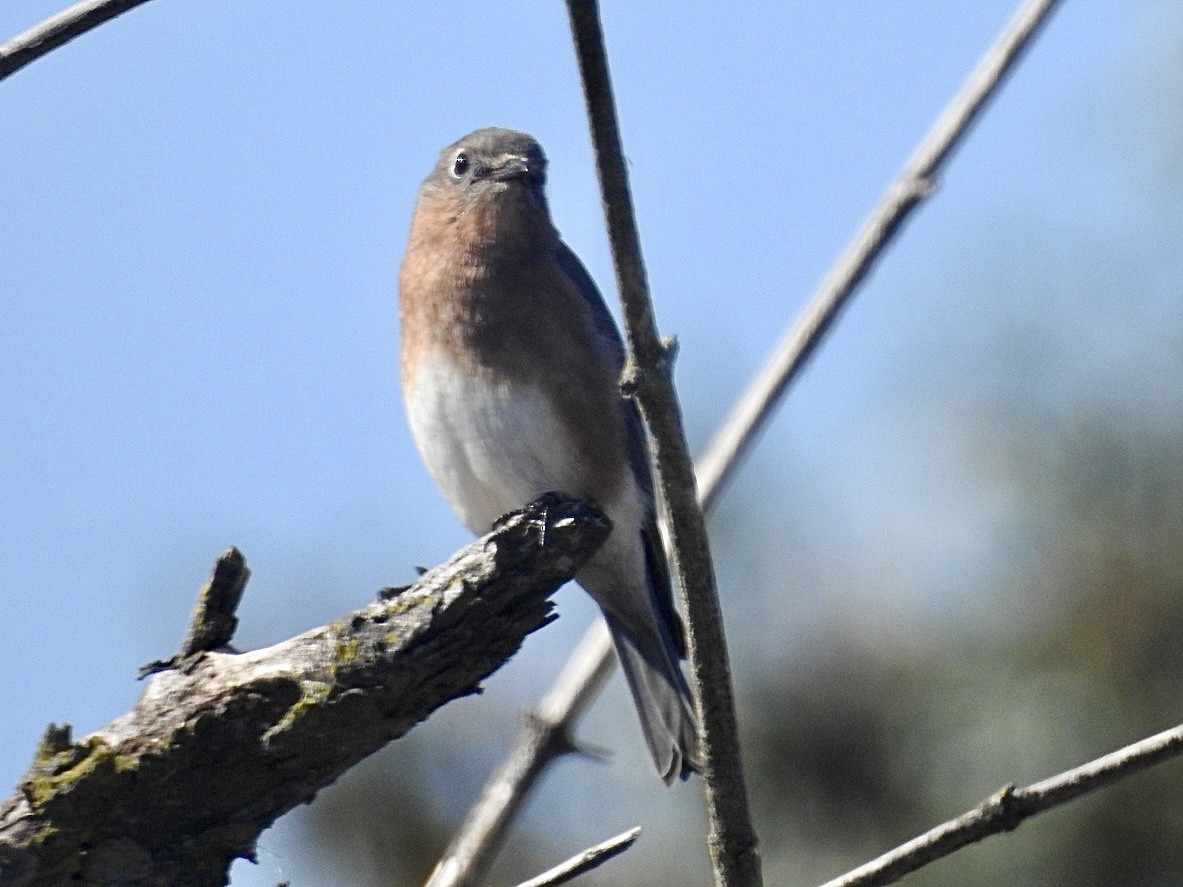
[818,723,1183,887]
[0,494,609,887]
[426,0,1066,884]
[695,0,1065,513]
[0,0,154,82]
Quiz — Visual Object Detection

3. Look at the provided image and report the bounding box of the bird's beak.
[490,156,532,182]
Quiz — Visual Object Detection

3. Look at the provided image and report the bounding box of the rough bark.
[0,494,609,887]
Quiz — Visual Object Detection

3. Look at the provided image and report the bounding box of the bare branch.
[818,723,1183,887]
[0,0,154,82]
[0,495,609,887]
[429,0,1067,883]
[695,0,1065,513]
[565,1,760,885]
[513,827,642,887]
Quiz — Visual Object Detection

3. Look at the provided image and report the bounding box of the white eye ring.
[452,152,469,177]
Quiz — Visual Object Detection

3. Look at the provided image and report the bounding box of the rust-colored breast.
[398,180,630,505]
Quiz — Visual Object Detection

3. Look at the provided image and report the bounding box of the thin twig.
[427,0,1066,883]
[695,0,1064,514]
[565,2,760,885]
[513,827,642,887]
[818,723,1183,887]
[0,0,154,82]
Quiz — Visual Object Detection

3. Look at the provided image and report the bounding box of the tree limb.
[0,0,154,82]
[0,494,609,887]
[818,723,1183,887]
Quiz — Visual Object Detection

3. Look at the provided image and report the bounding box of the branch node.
[139,547,251,678]
[660,333,679,365]
[35,723,74,758]
[899,174,939,202]
[618,347,672,401]
[524,711,579,763]
[989,782,1024,832]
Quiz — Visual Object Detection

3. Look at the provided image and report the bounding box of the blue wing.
[555,242,686,657]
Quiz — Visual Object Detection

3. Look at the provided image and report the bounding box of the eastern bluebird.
[398,127,700,782]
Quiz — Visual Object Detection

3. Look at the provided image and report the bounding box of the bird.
[398,127,701,782]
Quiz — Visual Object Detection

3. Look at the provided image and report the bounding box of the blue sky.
[3,2,1181,883]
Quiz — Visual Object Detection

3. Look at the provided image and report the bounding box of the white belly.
[406,355,597,532]
[406,353,659,627]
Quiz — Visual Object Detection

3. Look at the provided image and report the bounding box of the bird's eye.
[452,152,469,177]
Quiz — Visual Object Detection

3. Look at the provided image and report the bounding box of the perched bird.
[398,127,700,782]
